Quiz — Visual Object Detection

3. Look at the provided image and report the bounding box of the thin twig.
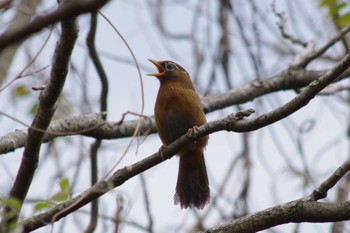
[2,66,350,155]
[0,27,52,92]
[98,10,145,178]
[0,9,78,231]
[84,10,109,233]
[0,0,109,50]
[308,160,350,201]
[271,0,308,47]
[0,111,107,136]
[140,174,154,233]
[49,9,146,228]
[293,25,350,68]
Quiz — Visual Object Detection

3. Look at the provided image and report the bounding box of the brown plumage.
[147,59,210,209]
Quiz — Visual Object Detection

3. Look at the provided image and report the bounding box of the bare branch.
[1,67,350,155]
[271,0,308,47]
[207,200,350,233]
[19,109,254,232]
[207,159,350,233]
[233,52,350,132]
[0,0,41,85]
[84,10,108,233]
[293,26,350,68]
[18,44,350,228]
[0,0,109,50]
[0,7,78,230]
[17,83,347,231]
[0,27,52,92]
[139,174,154,233]
[308,160,350,201]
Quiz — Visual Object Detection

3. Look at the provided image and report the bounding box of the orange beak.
[147,59,164,77]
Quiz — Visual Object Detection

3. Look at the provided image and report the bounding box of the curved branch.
[0,0,109,50]
[85,11,109,233]
[208,201,350,233]
[19,51,350,232]
[0,0,41,85]
[0,10,78,230]
[20,109,255,232]
[208,160,350,233]
[1,67,350,155]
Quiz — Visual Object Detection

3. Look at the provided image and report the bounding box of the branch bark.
[1,67,350,155]
[0,0,108,51]
[0,8,78,231]
[207,160,350,233]
[0,0,41,85]
[207,201,350,233]
[18,51,350,232]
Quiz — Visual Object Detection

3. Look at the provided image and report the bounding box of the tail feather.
[174,152,210,209]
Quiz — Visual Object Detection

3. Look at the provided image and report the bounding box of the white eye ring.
[165,63,177,71]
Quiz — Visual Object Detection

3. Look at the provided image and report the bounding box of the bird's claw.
[188,126,199,141]
[158,145,167,160]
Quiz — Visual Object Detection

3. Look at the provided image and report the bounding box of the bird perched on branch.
[147,59,210,209]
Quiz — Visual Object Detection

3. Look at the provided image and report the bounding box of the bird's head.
[147,59,190,81]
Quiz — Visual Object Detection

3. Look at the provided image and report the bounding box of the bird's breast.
[154,85,207,146]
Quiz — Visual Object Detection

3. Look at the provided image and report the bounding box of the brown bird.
[148,59,210,209]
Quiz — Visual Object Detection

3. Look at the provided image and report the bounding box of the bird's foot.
[158,145,167,160]
[188,126,199,142]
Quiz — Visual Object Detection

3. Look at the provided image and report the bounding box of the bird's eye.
[165,63,176,71]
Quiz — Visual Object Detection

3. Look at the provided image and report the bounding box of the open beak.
[147,59,164,77]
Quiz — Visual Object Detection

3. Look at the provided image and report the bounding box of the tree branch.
[0,0,41,85]
[308,161,350,201]
[0,8,78,230]
[1,67,350,155]
[20,109,254,232]
[84,10,109,233]
[0,0,109,51]
[18,50,350,232]
[207,159,350,233]
[293,26,350,68]
[207,201,350,233]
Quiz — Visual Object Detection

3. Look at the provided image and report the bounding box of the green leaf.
[51,191,69,202]
[0,197,21,209]
[59,177,70,193]
[34,201,54,211]
[320,0,337,7]
[29,102,38,116]
[50,178,70,202]
[337,12,350,26]
[13,85,30,98]
[329,2,347,16]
